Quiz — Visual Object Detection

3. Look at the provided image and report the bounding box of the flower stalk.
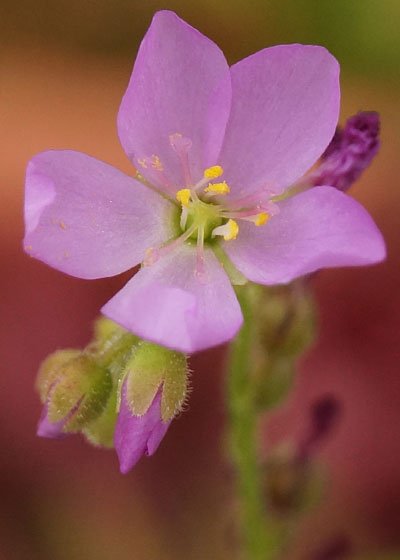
[228,285,275,560]
[228,282,316,559]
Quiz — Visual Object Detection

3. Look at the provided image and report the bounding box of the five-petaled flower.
[23,11,386,353]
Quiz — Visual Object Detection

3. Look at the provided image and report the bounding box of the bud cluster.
[36,318,189,472]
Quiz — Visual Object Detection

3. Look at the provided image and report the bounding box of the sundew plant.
[24,11,385,559]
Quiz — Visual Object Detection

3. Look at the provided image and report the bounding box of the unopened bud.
[263,444,313,515]
[115,342,189,473]
[310,111,380,191]
[249,284,315,409]
[263,395,342,515]
[35,349,81,403]
[299,394,342,461]
[47,354,112,432]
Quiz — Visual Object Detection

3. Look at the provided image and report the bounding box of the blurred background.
[1,1,399,559]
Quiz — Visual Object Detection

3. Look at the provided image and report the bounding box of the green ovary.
[183,199,223,241]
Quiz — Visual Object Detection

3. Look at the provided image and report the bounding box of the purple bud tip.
[299,394,342,460]
[37,404,68,439]
[310,394,341,440]
[312,111,380,191]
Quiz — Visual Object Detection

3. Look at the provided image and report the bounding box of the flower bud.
[38,354,112,437]
[310,111,380,191]
[248,284,315,410]
[263,394,342,515]
[298,394,342,461]
[115,342,188,473]
[35,349,81,403]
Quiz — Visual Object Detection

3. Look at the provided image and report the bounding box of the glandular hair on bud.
[47,354,112,432]
[123,342,188,422]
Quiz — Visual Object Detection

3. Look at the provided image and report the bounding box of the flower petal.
[117,11,231,190]
[224,186,386,284]
[102,245,243,353]
[219,45,340,196]
[146,417,171,456]
[115,386,170,474]
[24,150,175,279]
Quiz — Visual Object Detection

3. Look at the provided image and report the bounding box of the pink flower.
[23,11,386,353]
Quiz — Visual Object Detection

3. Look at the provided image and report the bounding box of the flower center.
[183,198,223,241]
[139,133,280,283]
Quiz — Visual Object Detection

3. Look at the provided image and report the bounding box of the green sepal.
[123,342,188,421]
[35,349,81,403]
[83,390,118,448]
[126,357,163,417]
[92,316,123,342]
[161,354,187,422]
[47,354,112,432]
[88,317,140,373]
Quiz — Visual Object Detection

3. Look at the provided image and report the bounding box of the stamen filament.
[144,223,198,267]
[170,133,193,187]
[180,205,188,230]
[178,151,193,187]
[220,209,262,220]
[220,208,271,226]
[193,176,210,193]
[195,224,208,283]
[190,188,200,202]
[229,182,284,210]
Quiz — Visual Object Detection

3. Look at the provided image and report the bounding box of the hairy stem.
[228,286,278,560]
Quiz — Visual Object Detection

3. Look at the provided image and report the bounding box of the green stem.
[228,286,277,560]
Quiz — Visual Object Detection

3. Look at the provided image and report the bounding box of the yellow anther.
[254,212,269,226]
[176,188,191,207]
[224,220,239,241]
[137,158,148,169]
[204,181,230,195]
[150,155,163,171]
[212,219,239,241]
[225,219,239,240]
[203,165,223,179]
